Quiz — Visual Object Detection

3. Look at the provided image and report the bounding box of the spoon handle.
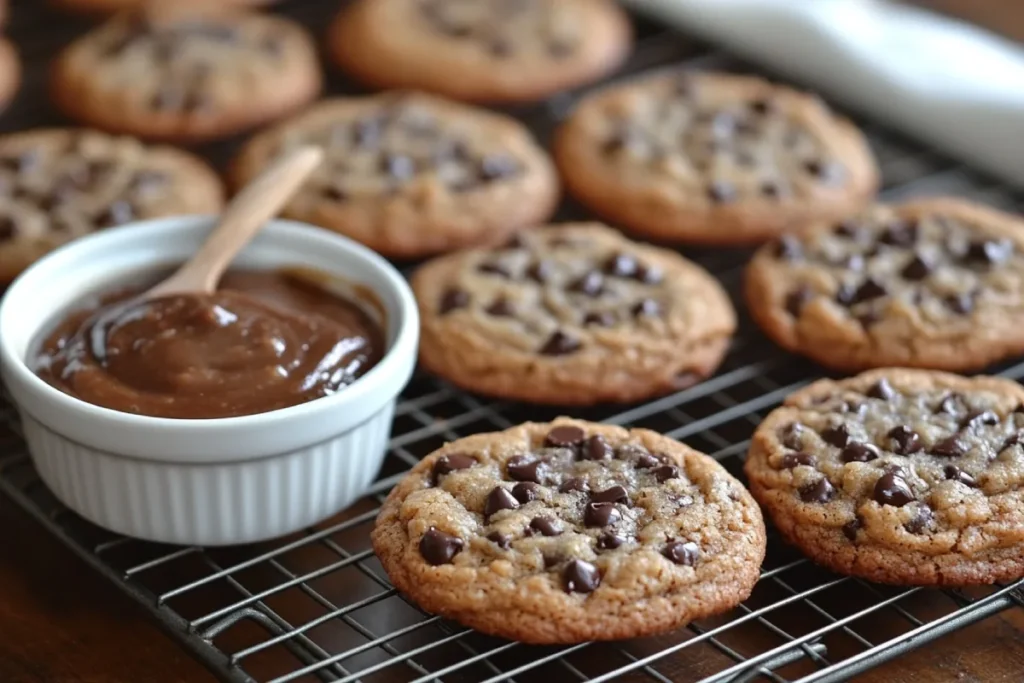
[150,145,324,298]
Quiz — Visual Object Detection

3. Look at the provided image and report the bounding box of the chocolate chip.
[804,159,845,184]
[540,330,581,355]
[1002,432,1024,452]
[582,435,612,461]
[833,220,865,240]
[420,528,463,565]
[543,553,564,569]
[760,181,783,199]
[799,478,835,503]
[570,271,604,297]
[352,116,383,149]
[821,424,853,448]
[478,155,519,181]
[632,298,661,317]
[842,518,861,541]
[634,452,661,469]
[936,394,963,414]
[0,215,16,241]
[841,442,880,463]
[381,153,416,182]
[880,219,918,247]
[559,477,588,493]
[602,127,644,155]
[562,559,600,593]
[774,235,803,261]
[529,516,563,537]
[432,452,475,481]
[662,540,699,566]
[526,260,553,283]
[477,262,512,278]
[580,311,614,329]
[636,263,663,285]
[597,533,625,550]
[901,254,933,281]
[962,410,999,430]
[439,288,469,314]
[873,472,914,507]
[839,277,888,306]
[867,378,896,400]
[592,485,629,504]
[785,286,814,317]
[707,180,737,203]
[888,425,923,455]
[485,297,515,317]
[931,435,965,458]
[905,506,934,534]
[507,456,543,483]
[322,186,348,202]
[944,465,978,487]
[780,423,805,449]
[652,465,679,483]
[546,426,586,448]
[605,252,638,278]
[584,502,621,528]
[944,292,975,314]
[780,452,815,469]
[96,200,134,228]
[484,487,520,519]
[965,238,1012,265]
[486,531,511,550]
[512,482,540,504]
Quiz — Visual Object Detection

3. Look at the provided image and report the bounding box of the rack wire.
[2,1,1024,682]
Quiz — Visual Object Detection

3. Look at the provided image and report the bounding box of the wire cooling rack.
[3,1,1024,682]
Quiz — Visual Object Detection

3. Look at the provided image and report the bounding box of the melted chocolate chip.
[526,260,553,283]
[780,452,815,469]
[662,540,699,566]
[780,423,805,450]
[880,220,918,247]
[931,435,965,458]
[584,502,621,528]
[707,180,737,203]
[478,261,512,278]
[540,331,581,356]
[432,452,475,481]
[486,531,511,550]
[592,485,629,505]
[873,472,914,507]
[529,516,563,537]
[749,98,776,115]
[760,181,783,198]
[901,254,933,281]
[962,410,999,430]
[484,487,519,519]
[507,456,543,483]
[96,200,134,228]
[1002,432,1024,452]
[965,238,1012,265]
[652,465,679,483]
[944,292,975,315]
[799,478,835,503]
[937,394,963,414]
[833,220,866,240]
[478,154,519,181]
[570,271,604,297]
[420,528,463,565]
[605,252,638,278]
[559,477,588,493]
[904,506,934,534]
[439,288,469,314]
[774,235,803,261]
[636,263,663,285]
[841,442,880,463]
[785,286,814,317]
[632,298,661,317]
[546,425,586,448]
[634,452,661,469]
[485,297,515,317]
[944,465,978,487]
[582,435,612,461]
[512,481,540,504]
[867,378,896,400]
[597,533,625,550]
[562,559,600,593]
[821,424,853,448]
[842,518,862,541]
[804,159,845,184]
[0,215,17,241]
[888,425,923,455]
[842,277,888,306]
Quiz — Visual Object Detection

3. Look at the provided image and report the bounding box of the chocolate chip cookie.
[0,128,224,281]
[50,6,320,142]
[373,418,766,643]
[555,70,879,246]
[746,369,1024,586]
[328,0,631,103]
[412,223,736,404]
[746,198,1024,372]
[230,92,559,259]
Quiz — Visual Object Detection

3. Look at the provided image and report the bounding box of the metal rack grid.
[2,1,1024,682]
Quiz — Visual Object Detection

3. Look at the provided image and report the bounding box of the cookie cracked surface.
[412,223,736,404]
[373,418,766,643]
[746,198,1024,372]
[555,70,878,245]
[746,369,1024,586]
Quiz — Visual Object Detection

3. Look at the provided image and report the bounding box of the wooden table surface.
[1,492,1022,683]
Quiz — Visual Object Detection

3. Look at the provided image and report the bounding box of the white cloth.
[623,0,1024,188]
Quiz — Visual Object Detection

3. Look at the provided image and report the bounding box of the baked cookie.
[746,198,1024,373]
[412,223,736,405]
[230,92,559,259]
[0,128,224,281]
[555,70,879,245]
[328,0,631,103]
[373,418,766,643]
[50,6,320,143]
[746,368,1024,586]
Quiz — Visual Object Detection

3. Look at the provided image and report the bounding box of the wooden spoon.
[145,144,323,300]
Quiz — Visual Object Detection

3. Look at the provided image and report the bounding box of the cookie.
[328,0,631,104]
[373,418,766,643]
[230,92,559,259]
[412,223,736,405]
[554,70,879,245]
[52,0,273,14]
[746,368,1024,586]
[50,6,321,143]
[0,128,224,281]
[746,198,1024,373]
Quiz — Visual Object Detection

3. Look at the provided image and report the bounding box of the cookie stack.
[15,0,1024,647]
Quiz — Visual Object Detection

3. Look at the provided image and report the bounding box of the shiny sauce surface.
[32,270,385,419]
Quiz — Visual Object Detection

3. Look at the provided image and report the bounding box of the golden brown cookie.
[745,198,1024,373]
[50,6,320,143]
[0,128,224,281]
[746,369,1024,586]
[555,70,879,245]
[230,92,559,259]
[373,418,766,643]
[412,223,736,405]
[328,0,631,103]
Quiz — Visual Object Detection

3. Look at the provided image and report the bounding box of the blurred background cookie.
[50,0,277,15]
[50,6,320,143]
[329,0,632,103]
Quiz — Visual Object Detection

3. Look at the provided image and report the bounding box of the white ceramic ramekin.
[0,216,418,546]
